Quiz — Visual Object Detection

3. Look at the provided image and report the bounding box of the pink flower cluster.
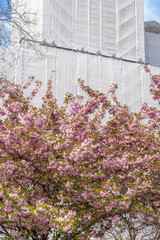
[0,75,159,239]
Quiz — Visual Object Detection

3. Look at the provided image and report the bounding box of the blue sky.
[0,0,11,46]
[144,0,160,23]
[0,0,10,8]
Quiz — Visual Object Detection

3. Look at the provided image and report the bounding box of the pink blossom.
[0,77,159,239]
[144,66,150,73]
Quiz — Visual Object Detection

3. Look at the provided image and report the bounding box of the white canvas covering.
[9,44,159,111]
[55,49,78,105]
[117,0,137,59]
[42,0,145,60]
[121,62,142,112]
[3,0,158,112]
[102,0,116,55]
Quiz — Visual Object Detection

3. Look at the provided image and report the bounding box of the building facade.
[2,0,160,110]
[145,21,160,66]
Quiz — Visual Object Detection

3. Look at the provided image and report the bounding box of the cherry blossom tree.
[0,68,159,240]
[101,66,160,240]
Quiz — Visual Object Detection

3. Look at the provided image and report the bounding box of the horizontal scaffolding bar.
[19,37,153,66]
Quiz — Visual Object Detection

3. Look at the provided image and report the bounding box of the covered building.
[1,0,160,110]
